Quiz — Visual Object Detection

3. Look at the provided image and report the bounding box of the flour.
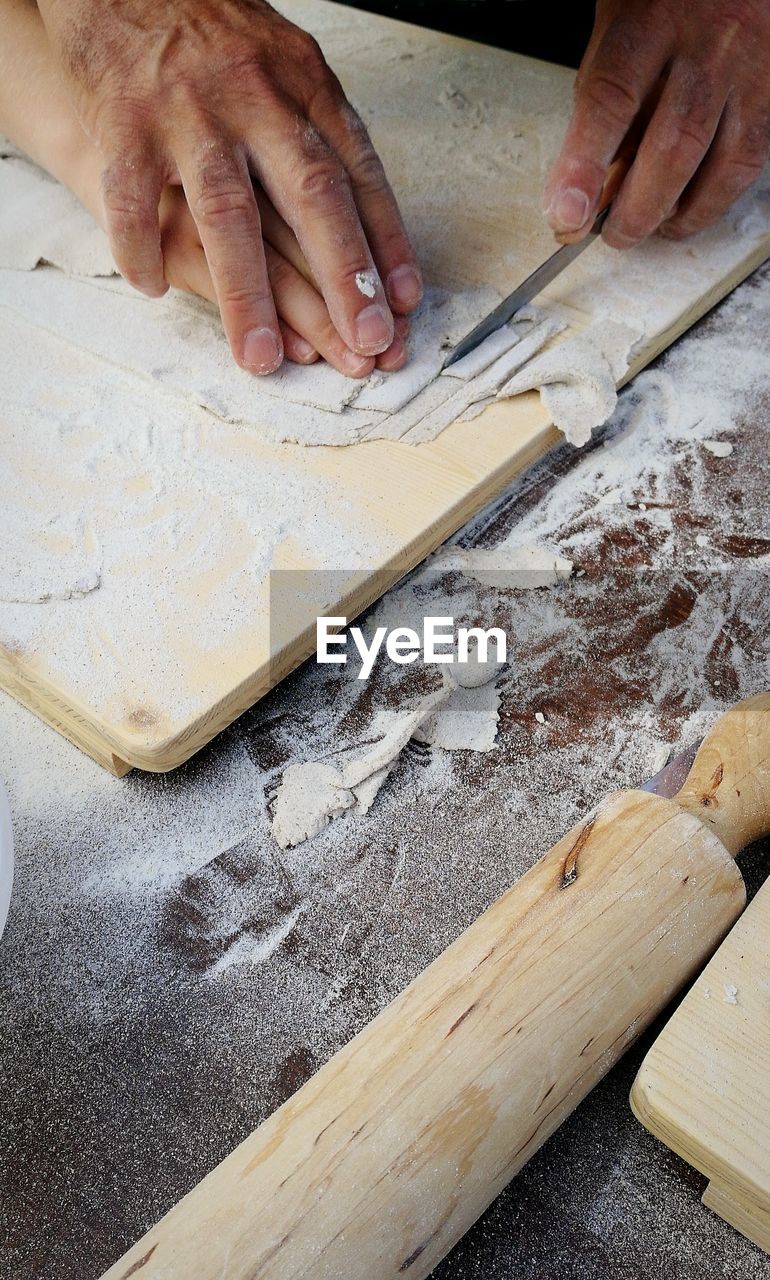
[702,439,734,458]
[271,761,356,849]
[414,679,501,751]
[428,541,573,588]
[499,319,642,446]
[269,538,573,846]
[354,270,378,298]
[0,305,391,720]
[271,671,453,848]
[0,152,115,276]
[1,143,767,449]
[0,510,101,604]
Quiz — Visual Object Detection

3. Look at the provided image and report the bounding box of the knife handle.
[674,692,770,857]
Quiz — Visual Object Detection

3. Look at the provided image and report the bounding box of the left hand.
[158,183,410,376]
[545,0,770,248]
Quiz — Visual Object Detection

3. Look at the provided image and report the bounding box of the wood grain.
[631,879,770,1255]
[2,0,769,774]
[101,696,770,1280]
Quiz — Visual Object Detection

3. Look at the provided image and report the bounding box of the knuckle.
[265,252,297,292]
[195,186,255,228]
[345,146,389,196]
[95,92,155,146]
[577,17,637,88]
[667,117,714,163]
[192,148,256,229]
[736,117,770,166]
[579,70,641,128]
[102,177,156,241]
[295,31,328,76]
[220,283,274,316]
[295,151,347,206]
[720,149,766,193]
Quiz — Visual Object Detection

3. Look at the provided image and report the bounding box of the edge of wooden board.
[630,877,770,1254]
[5,241,769,774]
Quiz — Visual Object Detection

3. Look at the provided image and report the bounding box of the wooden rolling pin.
[104,693,770,1280]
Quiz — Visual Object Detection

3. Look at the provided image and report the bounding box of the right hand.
[37,0,423,375]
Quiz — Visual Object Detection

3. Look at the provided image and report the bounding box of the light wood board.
[1,0,769,775]
[631,878,770,1255]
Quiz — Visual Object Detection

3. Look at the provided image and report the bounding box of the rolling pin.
[104,693,770,1280]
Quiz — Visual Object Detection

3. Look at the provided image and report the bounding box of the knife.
[442,206,610,369]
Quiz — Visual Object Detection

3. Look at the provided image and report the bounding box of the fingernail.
[380,339,407,372]
[341,348,374,377]
[291,336,317,362]
[547,186,590,233]
[242,327,281,374]
[659,221,685,240]
[604,227,640,250]
[386,264,423,309]
[355,304,393,353]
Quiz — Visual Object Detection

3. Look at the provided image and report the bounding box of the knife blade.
[442,206,610,370]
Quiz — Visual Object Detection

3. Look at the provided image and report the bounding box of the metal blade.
[641,740,700,800]
[442,207,610,370]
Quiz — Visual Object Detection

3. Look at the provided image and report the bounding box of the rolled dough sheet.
[1,140,769,450]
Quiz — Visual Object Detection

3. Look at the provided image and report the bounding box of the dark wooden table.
[1,266,769,1280]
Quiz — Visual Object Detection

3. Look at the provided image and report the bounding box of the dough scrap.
[0,155,115,277]
[271,677,452,848]
[428,542,573,589]
[499,320,642,447]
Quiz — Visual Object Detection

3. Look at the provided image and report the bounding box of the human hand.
[158,183,410,375]
[37,0,422,373]
[545,0,769,248]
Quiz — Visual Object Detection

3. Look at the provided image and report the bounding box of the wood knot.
[701,762,724,809]
[119,1245,158,1279]
[560,814,596,889]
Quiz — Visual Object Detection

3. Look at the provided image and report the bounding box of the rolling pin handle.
[674,692,770,858]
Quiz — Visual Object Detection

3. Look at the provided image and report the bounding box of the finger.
[101,151,167,297]
[375,314,410,373]
[263,243,374,378]
[545,11,671,238]
[603,56,729,248]
[660,94,770,239]
[309,84,423,314]
[247,106,395,358]
[254,186,316,285]
[157,187,215,301]
[280,322,319,365]
[177,135,283,375]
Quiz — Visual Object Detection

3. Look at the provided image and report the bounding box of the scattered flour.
[0,9,769,1275]
[269,539,572,847]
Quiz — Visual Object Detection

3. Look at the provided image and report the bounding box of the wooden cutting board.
[1,0,769,776]
[631,878,770,1254]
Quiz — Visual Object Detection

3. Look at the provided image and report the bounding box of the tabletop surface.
[1,264,769,1280]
